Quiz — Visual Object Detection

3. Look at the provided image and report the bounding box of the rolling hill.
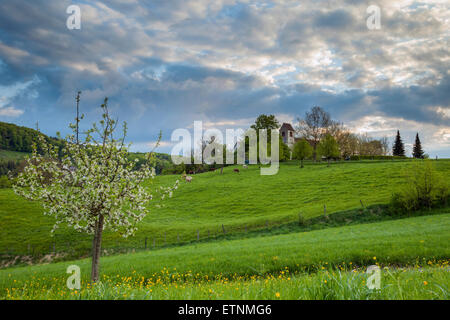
[1,159,449,260]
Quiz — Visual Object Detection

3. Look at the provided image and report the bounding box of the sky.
[0,0,449,157]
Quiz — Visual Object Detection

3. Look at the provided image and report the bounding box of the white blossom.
[14,100,178,239]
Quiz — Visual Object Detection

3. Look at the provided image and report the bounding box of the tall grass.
[1,213,449,296]
[4,266,449,300]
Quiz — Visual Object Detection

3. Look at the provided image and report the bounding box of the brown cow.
[233,168,240,173]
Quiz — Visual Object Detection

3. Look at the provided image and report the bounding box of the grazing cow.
[233,169,240,173]
[185,176,192,182]
[242,165,248,169]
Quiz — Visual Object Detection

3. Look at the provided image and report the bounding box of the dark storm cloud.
[0,0,448,154]
[369,76,450,126]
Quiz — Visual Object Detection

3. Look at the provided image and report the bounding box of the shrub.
[350,155,407,161]
[298,213,308,226]
[390,160,449,213]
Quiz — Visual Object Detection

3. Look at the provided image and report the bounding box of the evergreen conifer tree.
[412,133,424,159]
[392,130,405,157]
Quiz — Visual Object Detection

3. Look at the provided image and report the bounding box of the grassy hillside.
[0,150,28,161]
[1,160,449,259]
[1,213,449,299]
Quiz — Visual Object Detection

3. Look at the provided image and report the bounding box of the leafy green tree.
[246,114,288,162]
[412,133,424,159]
[317,134,340,167]
[279,138,291,162]
[251,114,280,144]
[13,97,178,282]
[293,139,313,168]
[250,114,280,131]
[392,130,405,157]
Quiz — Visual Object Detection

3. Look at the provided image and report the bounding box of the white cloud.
[0,106,23,117]
[0,76,40,119]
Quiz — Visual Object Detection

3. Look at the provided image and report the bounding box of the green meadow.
[1,213,449,299]
[0,150,28,161]
[2,159,449,259]
[0,159,449,300]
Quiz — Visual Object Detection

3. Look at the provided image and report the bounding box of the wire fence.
[0,217,294,257]
[1,200,375,263]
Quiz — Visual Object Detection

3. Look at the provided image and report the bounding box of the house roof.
[280,123,295,131]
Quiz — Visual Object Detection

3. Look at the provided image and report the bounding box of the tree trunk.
[300,159,304,168]
[327,158,330,167]
[91,214,104,283]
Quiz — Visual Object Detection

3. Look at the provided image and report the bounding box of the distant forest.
[0,121,63,153]
[0,121,173,177]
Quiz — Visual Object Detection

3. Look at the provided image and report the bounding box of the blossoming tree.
[14,97,177,282]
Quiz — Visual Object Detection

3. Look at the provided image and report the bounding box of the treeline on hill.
[161,115,292,175]
[0,121,174,183]
[0,121,65,154]
[292,106,425,163]
[127,152,173,175]
[0,121,37,153]
[0,122,65,185]
[296,106,392,160]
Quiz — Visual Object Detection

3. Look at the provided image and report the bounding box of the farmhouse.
[279,123,295,149]
[279,122,314,150]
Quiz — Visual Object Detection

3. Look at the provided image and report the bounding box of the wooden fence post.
[177,234,180,243]
[222,224,226,234]
[324,204,327,217]
[153,238,156,248]
[197,230,200,241]
[360,199,365,208]
[145,237,147,249]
